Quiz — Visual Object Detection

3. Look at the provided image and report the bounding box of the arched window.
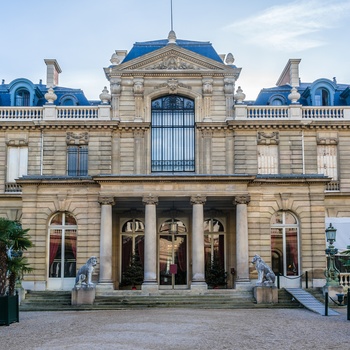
[61,98,75,106]
[60,95,78,106]
[151,95,195,172]
[48,212,77,279]
[15,88,30,106]
[120,219,145,286]
[270,211,299,276]
[314,87,329,106]
[271,99,282,106]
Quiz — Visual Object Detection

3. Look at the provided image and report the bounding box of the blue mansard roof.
[122,38,225,64]
[0,79,95,107]
[254,81,350,106]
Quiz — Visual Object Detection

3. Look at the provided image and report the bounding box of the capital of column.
[98,196,115,206]
[234,195,250,205]
[142,194,158,205]
[190,195,206,205]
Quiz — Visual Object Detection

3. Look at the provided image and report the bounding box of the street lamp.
[324,223,340,286]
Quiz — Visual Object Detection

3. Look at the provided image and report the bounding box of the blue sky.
[1,0,349,100]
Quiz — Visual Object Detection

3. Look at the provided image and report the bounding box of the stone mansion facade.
[1,31,350,293]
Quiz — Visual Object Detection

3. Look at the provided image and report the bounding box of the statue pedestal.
[71,285,96,305]
[254,286,278,304]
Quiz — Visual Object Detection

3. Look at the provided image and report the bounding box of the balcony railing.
[0,107,42,120]
[0,105,110,121]
[339,272,350,289]
[247,106,289,119]
[325,181,340,192]
[1,105,350,122]
[235,105,350,121]
[57,107,99,119]
[5,183,22,193]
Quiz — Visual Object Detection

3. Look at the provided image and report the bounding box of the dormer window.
[268,94,286,106]
[60,94,78,106]
[315,87,329,106]
[15,88,30,106]
[271,98,283,106]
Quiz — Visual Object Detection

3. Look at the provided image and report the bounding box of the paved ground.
[0,308,349,350]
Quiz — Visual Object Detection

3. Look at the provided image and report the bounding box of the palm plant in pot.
[0,218,33,326]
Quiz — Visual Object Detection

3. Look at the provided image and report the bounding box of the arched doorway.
[120,219,145,288]
[47,212,77,290]
[271,211,300,287]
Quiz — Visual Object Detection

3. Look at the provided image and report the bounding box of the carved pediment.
[109,45,234,73]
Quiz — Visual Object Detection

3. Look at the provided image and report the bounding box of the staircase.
[20,288,310,311]
[20,291,72,311]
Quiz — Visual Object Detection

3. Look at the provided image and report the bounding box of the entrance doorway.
[159,219,187,288]
[47,212,77,290]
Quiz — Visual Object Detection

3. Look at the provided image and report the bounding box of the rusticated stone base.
[254,286,278,304]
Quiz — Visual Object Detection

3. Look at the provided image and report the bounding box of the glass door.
[159,219,187,288]
[48,212,77,290]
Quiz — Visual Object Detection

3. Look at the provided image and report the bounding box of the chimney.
[276,59,301,87]
[44,59,62,87]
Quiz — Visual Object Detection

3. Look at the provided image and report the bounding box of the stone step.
[20,288,308,311]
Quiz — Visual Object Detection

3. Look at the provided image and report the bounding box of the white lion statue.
[75,256,97,288]
[252,254,276,286]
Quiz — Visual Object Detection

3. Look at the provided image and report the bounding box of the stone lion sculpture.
[251,254,276,286]
[75,256,97,288]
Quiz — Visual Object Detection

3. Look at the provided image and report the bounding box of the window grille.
[151,95,195,172]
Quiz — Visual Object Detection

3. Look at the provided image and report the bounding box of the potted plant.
[0,218,33,326]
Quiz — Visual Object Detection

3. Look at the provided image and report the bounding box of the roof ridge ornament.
[167,30,177,45]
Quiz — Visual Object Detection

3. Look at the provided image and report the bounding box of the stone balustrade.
[235,105,350,121]
[339,272,350,289]
[0,105,110,121]
[1,105,350,122]
[0,107,42,120]
[56,106,99,119]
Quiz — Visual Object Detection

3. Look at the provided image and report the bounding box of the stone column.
[142,194,158,293]
[97,196,115,291]
[190,195,207,292]
[234,195,251,288]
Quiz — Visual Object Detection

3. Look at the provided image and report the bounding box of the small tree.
[0,218,33,296]
[120,251,144,288]
[205,254,227,288]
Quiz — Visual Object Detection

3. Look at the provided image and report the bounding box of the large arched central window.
[151,95,195,172]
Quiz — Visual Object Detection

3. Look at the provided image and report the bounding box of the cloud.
[226,0,350,52]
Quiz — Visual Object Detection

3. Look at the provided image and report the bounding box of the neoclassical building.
[1,31,349,293]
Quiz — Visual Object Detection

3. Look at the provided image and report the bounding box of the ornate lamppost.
[324,223,340,286]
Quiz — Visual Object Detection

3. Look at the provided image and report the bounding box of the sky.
[1,0,350,101]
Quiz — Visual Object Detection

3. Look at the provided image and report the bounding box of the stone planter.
[0,294,19,326]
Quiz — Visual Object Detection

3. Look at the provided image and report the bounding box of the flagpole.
[171,0,173,31]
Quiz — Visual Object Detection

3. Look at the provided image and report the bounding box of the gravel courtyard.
[0,308,349,350]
